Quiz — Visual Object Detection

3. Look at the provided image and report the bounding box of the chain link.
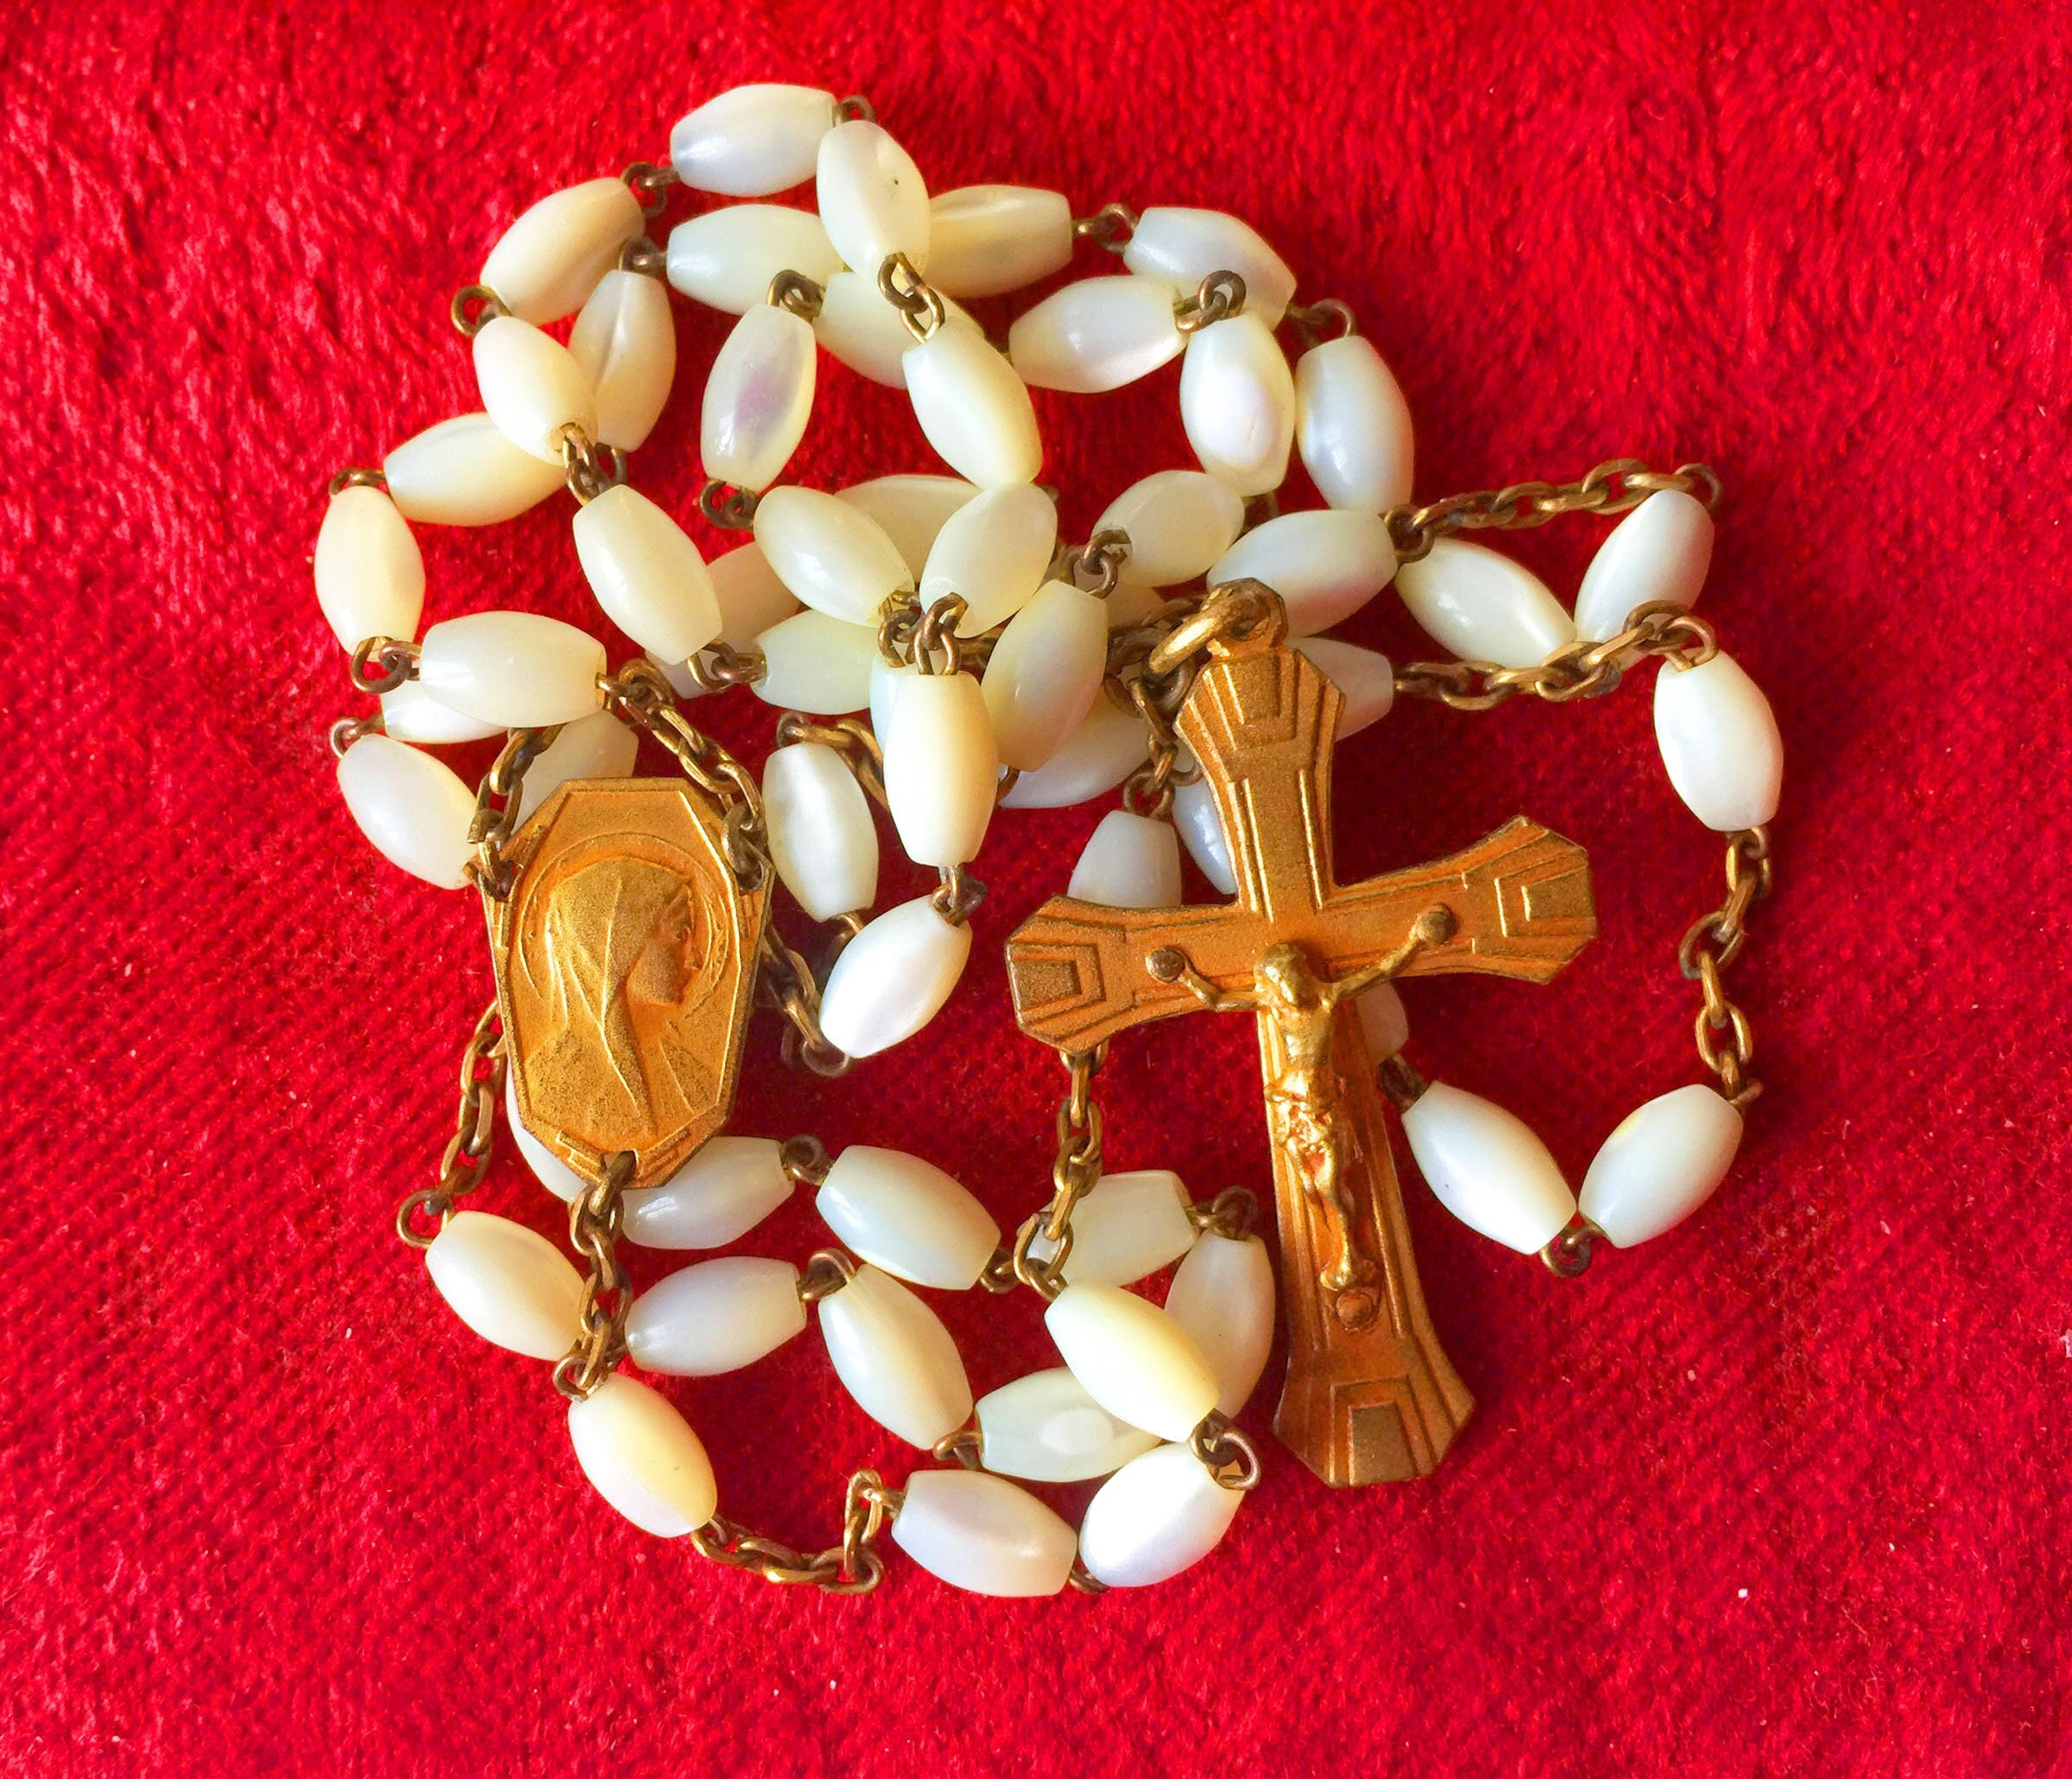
[395,1000,507,1247]
[552,1151,635,1400]
[1682,827,1773,1107]
[464,726,558,899]
[1383,456,1722,566]
[689,1471,900,1595]
[1393,602,1717,711]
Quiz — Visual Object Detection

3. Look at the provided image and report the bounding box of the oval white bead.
[837,474,978,575]
[815,1145,1000,1290]
[1395,537,1575,669]
[1178,312,1295,496]
[336,734,477,889]
[816,119,930,274]
[666,205,842,314]
[1294,333,1415,511]
[1045,1283,1218,1442]
[982,580,1108,771]
[926,185,1074,297]
[565,1372,717,1536]
[1095,470,1247,588]
[479,178,646,325]
[763,741,877,921]
[1164,1231,1275,1416]
[904,326,1043,489]
[1292,637,1395,737]
[382,412,565,527]
[424,1210,584,1360]
[471,314,597,464]
[513,710,639,826]
[417,611,606,729]
[1574,489,1715,644]
[1122,206,1297,327]
[571,484,721,661]
[750,610,879,714]
[1581,1084,1744,1247]
[997,698,1147,810]
[1028,1170,1197,1289]
[1008,276,1183,393]
[1355,980,1409,1061]
[379,680,502,746]
[504,1069,587,1202]
[1172,771,1237,895]
[1402,1082,1578,1254]
[881,670,996,866]
[314,484,424,651]
[1209,509,1396,637]
[1077,1441,1243,1589]
[568,268,677,452]
[706,539,802,647]
[670,84,837,197]
[622,1135,793,1249]
[700,303,817,492]
[813,271,983,388]
[817,895,973,1057]
[976,1368,1159,1483]
[624,1256,806,1376]
[1652,650,1783,830]
[919,480,1057,636]
[891,1469,1077,1599]
[753,484,913,625]
[1067,810,1182,909]
[818,1264,973,1448]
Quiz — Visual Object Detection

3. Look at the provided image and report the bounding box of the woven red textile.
[5,4,2069,1774]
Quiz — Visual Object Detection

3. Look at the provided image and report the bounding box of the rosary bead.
[813,270,982,387]
[424,1210,587,1360]
[1077,1441,1243,1589]
[378,681,502,746]
[471,315,597,464]
[571,483,722,661]
[513,710,639,826]
[478,177,647,325]
[701,302,818,492]
[818,895,974,1057]
[869,658,915,747]
[669,84,838,197]
[1294,333,1415,511]
[1209,508,1397,636]
[313,483,425,651]
[1165,1231,1275,1416]
[1652,649,1783,830]
[904,325,1044,489]
[622,1136,793,1248]
[666,205,843,314]
[751,609,878,714]
[1580,1084,1744,1247]
[836,473,978,575]
[925,185,1075,297]
[762,741,878,921]
[998,698,1149,810]
[818,1263,974,1448]
[918,481,1057,634]
[568,269,675,452]
[1292,637,1395,737]
[881,670,998,866]
[417,610,607,728]
[335,734,477,889]
[1045,1283,1219,1442]
[1122,205,1298,328]
[504,1070,586,1202]
[816,119,931,275]
[982,580,1109,771]
[1172,772,1237,894]
[891,1469,1078,1598]
[565,1373,718,1537]
[624,1257,808,1376]
[706,540,801,647]
[1067,810,1184,910]
[382,412,566,527]
[1402,1082,1578,1254]
[1394,537,1575,669]
[1178,312,1295,495]
[975,1368,1160,1483]
[814,1145,1001,1290]
[1573,489,1714,646]
[753,484,913,625]
[1094,470,1248,589]
[1007,275,1184,393]
[1354,980,1408,1061]
[1027,1170,1197,1289]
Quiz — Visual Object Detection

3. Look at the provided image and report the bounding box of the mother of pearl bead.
[1294,333,1415,511]
[1122,206,1298,327]
[1007,276,1184,394]
[1045,1283,1218,1441]
[816,119,931,275]
[1094,470,1247,588]
[753,484,913,625]
[975,1368,1159,1483]
[621,1135,794,1249]
[417,610,607,729]
[1401,1082,1578,1253]
[919,481,1057,635]
[925,186,1075,298]
[1574,489,1715,644]
[817,895,974,1057]
[1178,312,1295,496]
[881,670,998,866]
[1067,810,1183,910]
[1027,1170,1197,1288]
[1164,1230,1276,1416]
[762,740,878,922]
[903,325,1044,489]
[666,205,842,315]
[471,314,597,464]
[1207,508,1397,637]
[571,483,723,662]
[1580,1083,1745,1246]
[565,1373,717,1536]
[478,177,646,325]
[623,1256,807,1376]
[813,1145,1001,1291]
[836,474,978,575]
[314,483,424,652]
[750,609,879,714]
[982,580,1109,771]
[890,1470,1078,1598]
[382,412,566,528]
[817,1264,974,1448]
[424,1210,585,1360]
[569,269,678,452]
[1652,650,1783,830]
[669,84,838,197]
[336,734,477,889]
[1077,1441,1243,1588]
[700,302,818,493]
[1393,537,1575,669]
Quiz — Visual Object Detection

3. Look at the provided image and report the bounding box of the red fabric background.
[5,4,2069,1774]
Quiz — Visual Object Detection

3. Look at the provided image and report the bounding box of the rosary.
[317,83,1784,1598]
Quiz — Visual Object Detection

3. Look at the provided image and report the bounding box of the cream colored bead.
[1103,582,1167,628]
[670,84,837,196]
[1209,509,1397,637]
[925,186,1074,297]
[869,658,915,748]
[1067,810,1182,909]
[904,326,1043,488]
[997,698,1147,810]
[382,412,565,527]
[750,610,878,714]
[706,540,800,647]
[753,484,913,624]
[1008,276,1183,393]
[982,580,1108,771]
[891,1470,1077,1598]
[1027,1170,1197,1289]
[816,119,930,274]
[814,1145,1000,1290]
[1574,489,1714,644]
[666,205,842,314]
[471,314,597,464]
[313,483,424,650]
[504,1069,586,1202]
[622,1135,793,1249]
[479,178,646,325]
[817,895,973,1057]
[1581,1084,1743,1247]
[568,269,677,452]
[818,1263,973,1448]
[813,271,983,388]
[571,484,722,661]
[417,611,606,729]
[1179,312,1295,495]
[1165,1231,1275,1416]
[379,681,501,746]
[881,671,997,866]
[699,304,817,493]
[336,735,477,889]
[514,710,639,825]
[1402,1082,1578,1254]
[1355,980,1408,1061]
[565,1373,717,1536]
[1394,537,1574,669]
[624,1257,806,1376]
[1122,206,1297,327]
[1172,773,1236,894]
[837,474,978,574]
[1095,470,1248,588]
[1292,637,1394,737]
[919,481,1057,635]
[762,741,877,921]
[1294,334,1415,511]
[424,1210,584,1361]
[1653,651,1783,830]
[1077,1442,1242,1589]
[976,1368,1159,1483]
[1046,1284,1217,1442]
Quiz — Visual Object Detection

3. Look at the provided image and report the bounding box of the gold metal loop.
[834,94,875,123]
[348,635,419,696]
[930,863,987,925]
[326,466,386,497]
[1172,269,1248,333]
[559,428,624,506]
[698,478,760,529]
[1188,1414,1263,1491]
[766,268,826,320]
[1539,1215,1604,1277]
[449,284,509,337]
[618,235,666,277]
[797,1248,858,1303]
[932,1429,982,1470]
[621,160,680,218]
[1283,297,1358,346]
[875,251,947,341]
[1071,201,1139,251]
[328,715,378,758]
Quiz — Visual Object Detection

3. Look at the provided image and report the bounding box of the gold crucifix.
[1004,592,1595,1485]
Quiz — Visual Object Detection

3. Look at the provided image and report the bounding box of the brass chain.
[465,726,558,899]
[1008,1047,1108,1296]
[1383,455,1722,566]
[551,1151,635,1401]
[1681,827,1773,1108]
[1393,602,1718,710]
[689,1471,901,1595]
[395,1000,507,1247]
